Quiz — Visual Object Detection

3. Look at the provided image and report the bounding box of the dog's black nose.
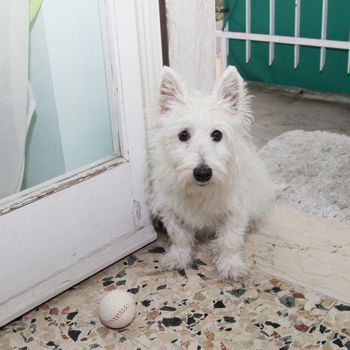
[193,166,212,183]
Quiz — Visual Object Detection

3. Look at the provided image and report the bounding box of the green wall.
[225,0,350,94]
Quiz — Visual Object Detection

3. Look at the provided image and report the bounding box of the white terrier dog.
[146,66,274,280]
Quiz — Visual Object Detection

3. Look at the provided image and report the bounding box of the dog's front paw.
[159,246,192,271]
[214,253,249,281]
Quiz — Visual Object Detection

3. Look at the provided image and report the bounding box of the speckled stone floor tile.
[312,302,350,349]
[1,236,350,350]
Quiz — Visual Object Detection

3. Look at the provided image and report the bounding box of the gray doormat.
[259,130,350,224]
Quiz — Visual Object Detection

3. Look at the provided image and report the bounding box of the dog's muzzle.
[193,166,212,183]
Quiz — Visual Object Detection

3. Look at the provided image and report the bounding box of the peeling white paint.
[166,0,216,93]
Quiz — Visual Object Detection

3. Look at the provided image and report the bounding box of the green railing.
[220,0,350,95]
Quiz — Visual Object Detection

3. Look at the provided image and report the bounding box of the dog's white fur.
[146,66,274,280]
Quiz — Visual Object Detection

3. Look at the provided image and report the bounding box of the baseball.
[98,290,136,329]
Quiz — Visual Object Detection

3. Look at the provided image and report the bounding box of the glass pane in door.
[20,0,118,191]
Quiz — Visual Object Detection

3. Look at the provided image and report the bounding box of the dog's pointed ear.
[159,66,185,115]
[213,66,246,112]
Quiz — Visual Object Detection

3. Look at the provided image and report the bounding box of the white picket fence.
[216,0,350,74]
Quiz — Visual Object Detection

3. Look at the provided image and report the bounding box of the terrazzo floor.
[1,233,350,350]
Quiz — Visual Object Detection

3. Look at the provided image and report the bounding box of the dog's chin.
[196,181,209,187]
[183,179,213,194]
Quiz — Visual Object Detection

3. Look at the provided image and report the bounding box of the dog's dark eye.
[211,130,222,142]
[178,130,190,142]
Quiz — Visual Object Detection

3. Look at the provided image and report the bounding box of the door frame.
[0,0,162,327]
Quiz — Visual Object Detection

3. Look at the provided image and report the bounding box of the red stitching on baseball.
[105,302,131,325]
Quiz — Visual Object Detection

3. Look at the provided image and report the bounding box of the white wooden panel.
[115,0,154,229]
[0,0,160,327]
[221,32,228,72]
[0,161,157,327]
[135,0,163,109]
[0,163,134,305]
[0,225,155,327]
[167,0,216,93]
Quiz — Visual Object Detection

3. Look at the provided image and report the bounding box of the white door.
[0,0,162,327]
